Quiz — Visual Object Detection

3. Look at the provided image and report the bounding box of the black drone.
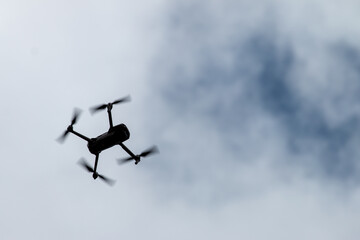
[58,96,158,185]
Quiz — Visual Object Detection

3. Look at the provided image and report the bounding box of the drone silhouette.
[58,96,159,185]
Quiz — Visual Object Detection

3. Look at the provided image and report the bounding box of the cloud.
[145,0,360,238]
[149,0,360,183]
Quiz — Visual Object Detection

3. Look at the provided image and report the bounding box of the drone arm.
[107,105,114,128]
[119,143,139,162]
[69,129,91,142]
[93,154,99,179]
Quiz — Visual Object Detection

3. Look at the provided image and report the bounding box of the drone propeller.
[118,146,159,164]
[78,158,115,186]
[57,108,82,143]
[90,96,131,114]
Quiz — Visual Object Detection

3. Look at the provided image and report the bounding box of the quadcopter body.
[87,123,129,155]
[58,96,158,185]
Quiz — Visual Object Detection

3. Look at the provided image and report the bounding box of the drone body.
[87,124,129,154]
[58,96,158,185]
[71,123,130,155]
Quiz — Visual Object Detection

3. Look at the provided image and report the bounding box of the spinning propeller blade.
[139,146,159,157]
[78,158,94,172]
[119,156,134,164]
[97,174,116,186]
[78,158,115,186]
[71,108,81,125]
[57,130,69,143]
[90,96,131,114]
[118,146,159,164]
[90,104,107,113]
[112,95,131,105]
[57,109,82,143]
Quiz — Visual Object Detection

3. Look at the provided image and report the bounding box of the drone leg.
[92,154,99,179]
[107,105,114,129]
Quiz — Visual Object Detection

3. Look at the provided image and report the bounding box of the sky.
[1,0,360,239]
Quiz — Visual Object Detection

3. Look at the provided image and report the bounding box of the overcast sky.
[1,0,360,239]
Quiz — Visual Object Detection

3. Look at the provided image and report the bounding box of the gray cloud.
[150,0,360,184]
[146,1,360,237]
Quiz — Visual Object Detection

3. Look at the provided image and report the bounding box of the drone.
[58,96,159,185]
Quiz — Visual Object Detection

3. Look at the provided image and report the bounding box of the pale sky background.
[1,0,360,239]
